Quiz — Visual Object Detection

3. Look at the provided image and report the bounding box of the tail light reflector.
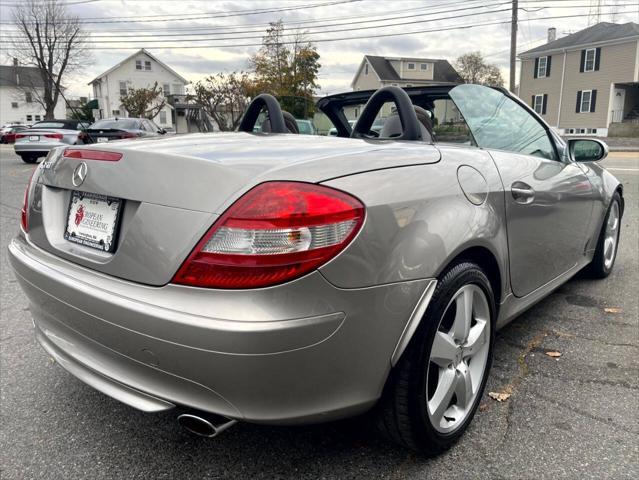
[44,133,63,139]
[63,148,122,161]
[120,131,137,139]
[172,182,365,289]
[15,134,26,139]
[21,167,37,232]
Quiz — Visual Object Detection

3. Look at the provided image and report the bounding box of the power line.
[6,9,634,50]
[1,1,516,43]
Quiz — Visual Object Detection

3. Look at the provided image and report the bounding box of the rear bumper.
[14,141,64,155]
[8,235,434,424]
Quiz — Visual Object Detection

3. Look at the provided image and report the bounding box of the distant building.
[0,60,66,125]
[349,55,464,124]
[88,49,189,129]
[519,22,639,137]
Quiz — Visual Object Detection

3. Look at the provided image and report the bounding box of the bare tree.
[119,82,166,119]
[10,0,89,119]
[455,52,505,87]
[190,72,253,131]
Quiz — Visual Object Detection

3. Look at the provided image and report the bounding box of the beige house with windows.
[519,22,639,137]
[349,55,464,123]
[88,49,189,129]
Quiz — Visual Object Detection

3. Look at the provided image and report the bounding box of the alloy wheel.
[426,284,491,433]
[603,201,620,270]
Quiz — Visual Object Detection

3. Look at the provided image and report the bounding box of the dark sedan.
[84,118,166,143]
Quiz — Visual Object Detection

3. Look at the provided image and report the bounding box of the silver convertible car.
[8,84,623,455]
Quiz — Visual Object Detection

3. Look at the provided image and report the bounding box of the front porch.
[608,82,639,137]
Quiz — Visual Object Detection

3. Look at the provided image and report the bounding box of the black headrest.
[261,111,299,134]
[379,106,433,141]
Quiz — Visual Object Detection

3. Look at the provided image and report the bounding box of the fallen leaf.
[545,351,562,358]
[604,307,623,314]
[488,391,511,402]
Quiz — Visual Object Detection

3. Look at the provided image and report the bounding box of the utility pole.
[509,0,518,93]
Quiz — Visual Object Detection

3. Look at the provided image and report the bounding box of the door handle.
[511,182,535,204]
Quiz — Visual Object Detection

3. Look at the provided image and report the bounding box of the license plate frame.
[64,191,123,253]
[97,137,108,143]
[29,135,39,141]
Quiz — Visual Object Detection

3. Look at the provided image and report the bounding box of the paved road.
[1,145,637,479]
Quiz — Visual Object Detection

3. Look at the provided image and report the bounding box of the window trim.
[584,48,596,72]
[537,56,548,78]
[420,63,428,71]
[135,59,143,70]
[407,62,415,70]
[580,89,592,113]
[144,60,152,71]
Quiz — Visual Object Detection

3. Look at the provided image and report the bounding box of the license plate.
[29,135,39,141]
[97,137,108,143]
[64,191,123,253]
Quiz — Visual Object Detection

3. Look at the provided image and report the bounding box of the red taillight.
[63,148,122,161]
[120,131,137,139]
[44,133,63,139]
[15,134,26,139]
[21,167,37,232]
[172,182,365,289]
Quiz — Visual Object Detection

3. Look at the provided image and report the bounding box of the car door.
[450,84,594,297]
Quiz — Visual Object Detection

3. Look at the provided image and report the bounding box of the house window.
[34,115,41,121]
[407,62,415,70]
[11,102,18,108]
[119,81,127,96]
[580,90,592,112]
[145,60,151,71]
[364,63,368,75]
[163,83,170,95]
[584,48,596,72]
[420,63,428,70]
[112,110,120,116]
[26,115,32,122]
[25,92,32,103]
[159,110,167,124]
[406,84,413,87]
[537,56,548,78]
[135,60,142,70]
[172,84,182,95]
[533,94,544,114]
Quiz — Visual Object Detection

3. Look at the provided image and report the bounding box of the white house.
[0,61,66,125]
[88,49,189,129]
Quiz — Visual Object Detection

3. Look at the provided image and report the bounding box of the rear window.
[90,119,139,130]
[32,122,66,129]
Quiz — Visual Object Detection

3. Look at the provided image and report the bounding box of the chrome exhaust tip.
[177,413,237,438]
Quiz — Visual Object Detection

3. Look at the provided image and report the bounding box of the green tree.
[249,21,321,118]
[190,72,253,131]
[455,52,504,87]
[119,82,166,119]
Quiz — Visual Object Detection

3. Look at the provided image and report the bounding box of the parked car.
[0,125,29,144]
[295,119,317,135]
[9,85,623,455]
[84,118,165,143]
[13,119,90,164]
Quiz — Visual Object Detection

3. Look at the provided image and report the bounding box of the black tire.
[585,192,622,279]
[375,261,495,455]
[19,154,38,164]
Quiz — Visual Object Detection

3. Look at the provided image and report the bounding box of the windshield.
[296,120,314,135]
[90,119,140,130]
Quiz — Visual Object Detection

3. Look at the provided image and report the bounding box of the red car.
[0,125,29,144]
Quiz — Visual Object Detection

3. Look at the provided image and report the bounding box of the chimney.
[12,57,18,66]
[547,27,557,43]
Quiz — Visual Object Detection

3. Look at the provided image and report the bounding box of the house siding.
[559,40,637,129]
[353,64,383,91]
[0,86,65,124]
[519,55,562,126]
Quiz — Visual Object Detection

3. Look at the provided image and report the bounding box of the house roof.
[354,55,463,87]
[0,65,46,88]
[520,22,639,57]
[88,48,189,85]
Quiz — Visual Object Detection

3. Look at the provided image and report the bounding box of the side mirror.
[568,138,608,162]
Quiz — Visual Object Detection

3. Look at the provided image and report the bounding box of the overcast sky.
[1,0,638,97]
